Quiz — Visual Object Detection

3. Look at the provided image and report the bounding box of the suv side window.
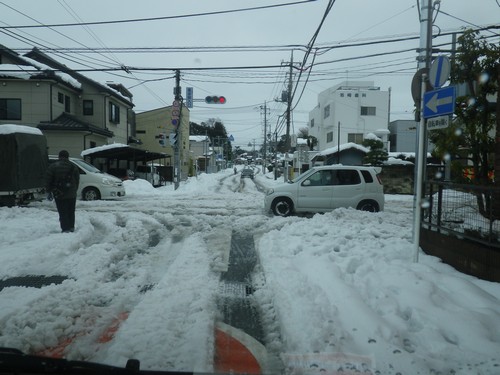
[336,170,361,185]
[303,171,322,186]
[303,170,335,186]
[361,170,374,183]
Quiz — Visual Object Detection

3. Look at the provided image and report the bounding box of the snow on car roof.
[0,124,43,136]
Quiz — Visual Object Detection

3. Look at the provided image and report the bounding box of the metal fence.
[423,181,500,248]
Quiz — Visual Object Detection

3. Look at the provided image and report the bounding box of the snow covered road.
[1,169,500,374]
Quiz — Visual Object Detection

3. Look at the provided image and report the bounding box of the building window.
[323,104,330,119]
[58,92,64,104]
[109,102,120,123]
[362,93,367,97]
[340,93,344,97]
[326,131,333,143]
[310,118,315,128]
[347,93,351,97]
[0,98,21,120]
[361,106,376,116]
[348,133,364,144]
[83,100,94,116]
[355,93,359,98]
[64,95,70,113]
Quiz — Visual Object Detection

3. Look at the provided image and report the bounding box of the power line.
[0,2,118,69]
[0,1,317,29]
[439,10,500,36]
[56,0,124,66]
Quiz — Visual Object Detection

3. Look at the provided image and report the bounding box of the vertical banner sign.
[186,87,193,108]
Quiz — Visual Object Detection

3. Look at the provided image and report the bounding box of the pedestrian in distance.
[46,150,80,233]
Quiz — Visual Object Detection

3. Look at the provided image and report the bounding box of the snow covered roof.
[24,48,133,105]
[81,143,129,157]
[1,46,132,104]
[0,54,82,91]
[384,157,414,165]
[0,64,33,80]
[81,143,169,162]
[0,124,43,136]
[318,142,369,156]
[189,135,208,142]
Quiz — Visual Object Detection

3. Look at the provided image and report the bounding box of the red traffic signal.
[205,96,226,104]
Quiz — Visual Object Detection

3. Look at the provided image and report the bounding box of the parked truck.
[0,124,48,206]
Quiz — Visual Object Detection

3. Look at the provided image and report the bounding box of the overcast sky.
[1,0,499,148]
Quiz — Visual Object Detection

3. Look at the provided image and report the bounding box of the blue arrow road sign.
[423,86,456,119]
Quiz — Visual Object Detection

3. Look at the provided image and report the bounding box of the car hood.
[101,172,123,183]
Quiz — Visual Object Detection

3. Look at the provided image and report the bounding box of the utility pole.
[413,0,436,262]
[284,51,293,182]
[174,70,182,190]
[261,101,269,174]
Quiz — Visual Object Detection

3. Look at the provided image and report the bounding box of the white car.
[264,165,384,216]
[49,156,126,201]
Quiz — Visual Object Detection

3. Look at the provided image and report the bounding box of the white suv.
[264,165,384,216]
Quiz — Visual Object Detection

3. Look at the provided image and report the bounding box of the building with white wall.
[308,81,390,152]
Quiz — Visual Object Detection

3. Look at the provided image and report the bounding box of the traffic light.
[156,133,166,147]
[205,96,226,104]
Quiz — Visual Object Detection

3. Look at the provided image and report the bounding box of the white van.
[264,165,384,216]
[49,156,126,201]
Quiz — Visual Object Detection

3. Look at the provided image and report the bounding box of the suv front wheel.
[272,197,294,217]
[356,200,379,212]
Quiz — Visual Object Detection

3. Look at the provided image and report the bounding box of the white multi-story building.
[308,81,390,152]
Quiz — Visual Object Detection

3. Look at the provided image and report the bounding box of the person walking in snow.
[46,150,80,233]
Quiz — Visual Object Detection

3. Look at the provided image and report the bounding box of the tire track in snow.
[215,229,284,374]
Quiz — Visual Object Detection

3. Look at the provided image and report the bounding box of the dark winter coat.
[46,159,80,199]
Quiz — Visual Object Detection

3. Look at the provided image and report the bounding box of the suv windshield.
[71,158,102,174]
[289,168,314,183]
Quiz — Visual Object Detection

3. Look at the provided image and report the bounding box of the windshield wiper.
[0,348,192,375]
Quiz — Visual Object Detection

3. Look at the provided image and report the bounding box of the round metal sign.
[411,68,430,104]
[429,55,450,89]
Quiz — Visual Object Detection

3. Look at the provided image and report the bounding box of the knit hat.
[58,150,69,158]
